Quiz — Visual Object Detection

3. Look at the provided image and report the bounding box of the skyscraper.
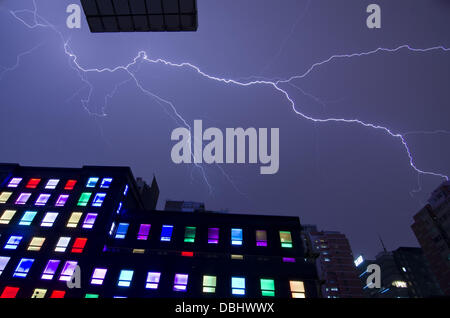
[411,181,450,295]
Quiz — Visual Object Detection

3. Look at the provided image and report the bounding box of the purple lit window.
[82,213,98,229]
[55,195,69,207]
[41,260,60,280]
[146,272,161,289]
[16,193,32,205]
[208,228,219,244]
[91,268,107,285]
[282,257,296,263]
[7,178,22,188]
[59,261,78,281]
[137,224,151,240]
[35,194,51,206]
[256,230,268,247]
[173,274,188,292]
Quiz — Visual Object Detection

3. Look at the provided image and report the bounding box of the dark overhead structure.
[80,0,198,33]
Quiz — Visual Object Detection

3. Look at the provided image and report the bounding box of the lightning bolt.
[5,1,450,201]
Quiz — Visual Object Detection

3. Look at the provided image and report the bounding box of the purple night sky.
[1,0,449,258]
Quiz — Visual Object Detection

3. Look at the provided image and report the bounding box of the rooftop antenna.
[377,234,388,253]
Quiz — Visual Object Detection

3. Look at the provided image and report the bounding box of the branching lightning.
[4,1,450,200]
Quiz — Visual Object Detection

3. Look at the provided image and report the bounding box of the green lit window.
[280,231,293,248]
[202,275,217,293]
[260,279,275,297]
[85,293,99,298]
[184,226,196,243]
[77,193,91,207]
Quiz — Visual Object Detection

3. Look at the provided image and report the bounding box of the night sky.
[1,0,449,259]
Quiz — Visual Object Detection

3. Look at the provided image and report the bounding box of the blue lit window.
[116,202,123,214]
[86,177,99,188]
[92,193,106,207]
[160,225,174,242]
[231,228,243,246]
[123,185,129,196]
[115,223,129,239]
[13,258,34,278]
[118,270,134,287]
[35,194,51,206]
[100,178,113,189]
[231,277,246,295]
[19,211,37,226]
[5,236,23,250]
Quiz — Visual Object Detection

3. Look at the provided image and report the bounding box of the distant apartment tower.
[411,181,450,295]
[356,247,442,298]
[302,226,364,298]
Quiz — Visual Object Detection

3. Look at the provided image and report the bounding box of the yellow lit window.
[0,210,16,224]
[0,192,13,204]
[28,237,46,251]
[67,212,83,228]
[280,231,293,248]
[132,249,145,254]
[31,288,47,298]
[392,280,408,288]
[290,280,306,298]
[231,254,244,260]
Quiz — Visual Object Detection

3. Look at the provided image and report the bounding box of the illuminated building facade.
[0,164,318,298]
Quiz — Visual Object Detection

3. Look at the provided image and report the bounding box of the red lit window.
[26,178,41,189]
[181,251,194,257]
[1,286,19,298]
[71,238,87,253]
[50,290,66,298]
[64,180,77,190]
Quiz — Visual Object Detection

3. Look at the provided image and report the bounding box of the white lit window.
[41,212,58,227]
[55,237,71,252]
[45,179,60,190]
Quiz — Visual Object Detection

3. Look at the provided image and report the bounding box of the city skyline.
[1,0,450,259]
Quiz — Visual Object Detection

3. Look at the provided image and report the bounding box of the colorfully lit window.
[31,288,47,298]
[160,225,173,242]
[208,228,219,244]
[256,230,268,247]
[19,211,37,226]
[137,224,151,240]
[86,177,99,188]
[71,238,87,253]
[7,178,22,188]
[231,277,246,295]
[85,293,99,298]
[181,251,194,257]
[0,192,13,204]
[0,256,11,275]
[118,270,134,287]
[100,178,113,188]
[45,179,59,190]
[231,228,243,246]
[82,213,98,229]
[1,286,19,298]
[91,268,107,285]
[0,209,16,224]
[282,257,296,263]
[115,202,123,214]
[145,272,161,289]
[123,185,129,196]
[260,279,275,297]
[290,280,306,298]
[231,254,244,260]
[392,280,408,288]
[15,193,31,205]
[50,290,65,298]
[202,275,217,293]
[55,237,71,252]
[13,258,34,278]
[28,237,46,251]
[26,178,41,189]
[280,231,293,248]
[92,193,106,207]
[77,193,91,206]
[67,212,83,228]
[59,261,78,281]
[184,226,196,243]
[41,260,60,280]
[41,212,58,227]
[5,236,23,250]
[55,194,69,207]
[115,223,129,239]
[173,274,188,292]
[35,194,51,206]
[64,180,77,190]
